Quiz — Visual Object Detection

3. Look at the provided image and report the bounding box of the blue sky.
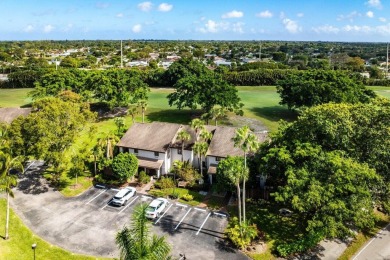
[1,0,390,41]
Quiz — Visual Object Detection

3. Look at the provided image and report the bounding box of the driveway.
[10,161,247,260]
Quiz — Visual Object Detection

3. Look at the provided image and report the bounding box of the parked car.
[111,187,137,206]
[145,198,169,219]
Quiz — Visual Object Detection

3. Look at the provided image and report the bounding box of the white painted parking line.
[111,188,120,192]
[175,208,192,230]
[194,207,207,212]
[118,196,139,214]
[86,189,107,204]
[213,212,228,217]
[95,184,106,189]
[196,212,211,235]
[101,200,111,210]
[175,202,188,208]
[155,203,173,224]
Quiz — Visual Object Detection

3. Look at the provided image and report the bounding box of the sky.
[1,0,390,42]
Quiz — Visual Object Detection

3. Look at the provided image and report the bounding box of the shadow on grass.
[249,106,297,123]
[147,109,197,124]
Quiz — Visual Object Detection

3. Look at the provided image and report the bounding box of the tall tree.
[176,130,190,162]
[233,126,259,222]
[116,204,171,260]
[137,100,148,123]
[192,141,208,175]
[217,156,248,226]
[0,152,23,240]
[190,118,205,135]
[127,106,138,123]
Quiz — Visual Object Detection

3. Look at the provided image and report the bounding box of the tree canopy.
[112,152,138,182]
[276,70,376,109]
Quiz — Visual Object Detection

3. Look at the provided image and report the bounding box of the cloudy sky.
[1,0,390,41]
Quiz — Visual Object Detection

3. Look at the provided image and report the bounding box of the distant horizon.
[1,0,390,42]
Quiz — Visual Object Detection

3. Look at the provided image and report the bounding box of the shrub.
[169,191,179,199]
[111,153,138,182]
[138,171,150,184]
[181,194,193,201]
[274,232,323,257]
[154,176,175,189]
[225,217,258,249]
[149,189,165,198]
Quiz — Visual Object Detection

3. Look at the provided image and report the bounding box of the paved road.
[352,223,390,260]
[10,161,247,260]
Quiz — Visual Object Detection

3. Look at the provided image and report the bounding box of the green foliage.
[225,217,258,249]
[181,193,193,201]
[276,70,376,109]
[111,153,138,182]
[275,231,323,257]
[154,176,175,189]
[138,171,150,184]
[171,160,201,186]
[215,156,247,192]
[163,57,211,86]
[224,69,296,86]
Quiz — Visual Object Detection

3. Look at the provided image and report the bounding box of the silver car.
[145,198,169,219]
[111,187,137,206]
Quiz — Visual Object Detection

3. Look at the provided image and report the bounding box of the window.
[134,149,139,154]
[167,149,171,159]
[178,149,182,155]
[154,152,159,157]
[216,157,222,162]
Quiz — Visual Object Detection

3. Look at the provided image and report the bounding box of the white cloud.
[132,24,142,33]
[366,11,374,18]
[297,13,304,18]
[222,10,243,19]
[198,20,229,33]
[116,13,124,18]
[379,17,387,22]
[24,25,34,33]
[366,0,382,9]
[282,18,301,33]
[337,11,361,22]
[158,3,173,12]
[43,24,54,33]
[342,25,372,33]
[256,10,273,18]
[312,25,340,34]
[138,2,152,12]
[232,22,245,33]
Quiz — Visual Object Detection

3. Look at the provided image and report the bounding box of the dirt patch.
[227,115,268,133]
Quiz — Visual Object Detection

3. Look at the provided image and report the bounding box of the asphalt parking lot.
[10,163,247,260]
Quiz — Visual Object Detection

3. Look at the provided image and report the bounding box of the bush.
[169,191,179,199]
[181,194,193,201]
[138,171,150,184]
[111,153,138,182]
[154,176,175,189]
[274,232,323,257]
[149,189,165,198]
[225,217,258,249]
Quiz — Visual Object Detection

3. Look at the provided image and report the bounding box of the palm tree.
[127,106,138,123]
[210,107,227,126]
[190,119,205,136]
[116,203,171,260]
[192,141,208,175]
[0,152,23,240]
[137,100,148,123]
[177,129,190,162]
[233,126,259,223]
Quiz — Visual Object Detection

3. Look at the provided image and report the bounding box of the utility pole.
[120,40,123,68]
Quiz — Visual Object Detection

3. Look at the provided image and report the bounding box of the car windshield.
[114,196,122,200]
[146,206,156,212]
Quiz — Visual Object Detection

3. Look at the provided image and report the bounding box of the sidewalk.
[137,178,156,194]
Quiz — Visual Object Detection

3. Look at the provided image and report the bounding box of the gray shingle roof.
[117,122,182,152]
[0,107,32,124]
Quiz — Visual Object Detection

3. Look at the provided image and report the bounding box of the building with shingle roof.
[117,122,268,182]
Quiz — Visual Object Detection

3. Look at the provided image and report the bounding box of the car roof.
[149,198,165,207]
[116,187,134,197]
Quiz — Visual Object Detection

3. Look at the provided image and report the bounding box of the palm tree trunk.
[181,143,184,162]
[142,109,145,123]
[236,181,242,226]
[200,154,203,175]
[215,118,217,126]
[93,155,97,176]
[243,153,246,223]
[5,192,10,240]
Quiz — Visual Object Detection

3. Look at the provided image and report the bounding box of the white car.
[145,198,169,219]
[111,187,137,206]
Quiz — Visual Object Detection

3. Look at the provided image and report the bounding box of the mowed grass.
[367,86,390,99]
[0,88,32,107]
[0,199,110,260]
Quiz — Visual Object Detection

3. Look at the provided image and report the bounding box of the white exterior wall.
[126,148,168,175]
[170,148,194,164]
[207,156,220,168]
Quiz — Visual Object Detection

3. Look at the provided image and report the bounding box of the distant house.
[117,122,268,183]
[0,107,32,124]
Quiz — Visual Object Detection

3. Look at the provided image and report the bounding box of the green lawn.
[367,86,390,99]
[0,199,110,260]
[0,88,32,107]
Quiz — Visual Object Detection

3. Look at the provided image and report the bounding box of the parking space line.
[111,188,120,192]
[194,207,207,212]
[101,200,111,210]
[155,203,173,224]
[213,212,228,218]
[175,208,192,230]
[86,189,107,204]
[118,196,139,214]
[196,212,211,235]
[175,202,188,208]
